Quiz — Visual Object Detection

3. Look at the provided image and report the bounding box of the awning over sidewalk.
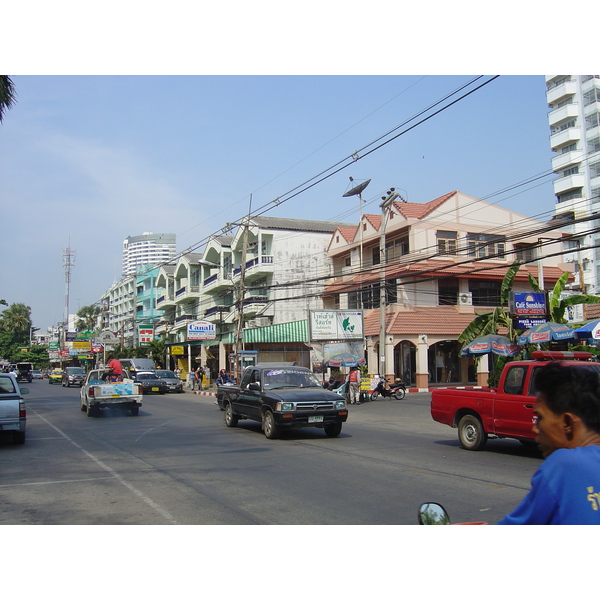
[242,320,307,344]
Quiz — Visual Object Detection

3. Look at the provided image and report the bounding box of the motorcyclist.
[216,369,234,385]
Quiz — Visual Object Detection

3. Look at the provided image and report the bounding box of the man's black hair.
[536,361,600,434]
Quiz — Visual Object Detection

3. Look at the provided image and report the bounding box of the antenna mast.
[63,241,76,329]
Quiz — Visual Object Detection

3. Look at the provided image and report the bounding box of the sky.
[1,73,557,331]
[2,4,595,336]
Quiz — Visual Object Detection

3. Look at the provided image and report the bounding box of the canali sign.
[187,320,216,341]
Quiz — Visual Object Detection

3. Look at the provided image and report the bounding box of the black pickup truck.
[217,363,348,439]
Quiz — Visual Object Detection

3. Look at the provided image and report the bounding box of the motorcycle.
[370,377,406,401]
[418,502,488,525]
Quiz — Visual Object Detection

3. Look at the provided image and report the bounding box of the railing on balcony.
[204,305,231,317]
[176,286,186,296]
[175,314,196,324]
[243,296,268,306]
[204,273,217,286]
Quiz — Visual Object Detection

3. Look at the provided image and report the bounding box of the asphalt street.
[0,380,542,526]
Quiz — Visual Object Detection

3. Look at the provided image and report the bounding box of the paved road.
[0,381,541,525]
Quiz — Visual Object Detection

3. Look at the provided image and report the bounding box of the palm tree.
[75,305,102,331]
[0,76,16,123]
[0,303,32,343]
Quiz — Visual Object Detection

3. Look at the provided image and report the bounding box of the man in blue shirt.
[499,361,600,525]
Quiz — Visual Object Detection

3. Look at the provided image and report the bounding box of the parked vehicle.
[370,377,406,400]
[62,366,86,387]
[217,363,348,439]
[48,369,64,384]
[133,371,168,395]
[155,369,184,393]
[31,369,43,379]
[79,369,144,417]
[0,372,28,444]
[430,350,600,451]
[15,362,34,383]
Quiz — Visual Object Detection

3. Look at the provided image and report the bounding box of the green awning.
[243,320,307,344]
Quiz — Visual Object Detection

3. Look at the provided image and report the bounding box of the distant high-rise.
[546,75,600,293]
[122,232,176,276]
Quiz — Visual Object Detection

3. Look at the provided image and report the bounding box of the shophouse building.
[322,190,570,390]
[155,216,353,378]
[545,75,600,294]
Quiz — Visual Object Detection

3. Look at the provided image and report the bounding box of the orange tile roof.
[392,191,457,220]
[363,306,477,337]
[363,214,382,230]
[336,226,357,243]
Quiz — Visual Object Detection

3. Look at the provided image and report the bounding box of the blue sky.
[1,74,558,331]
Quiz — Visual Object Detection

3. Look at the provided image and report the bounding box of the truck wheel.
[13,431,25,445]
[392,388,406,400]
[324,423,342,437]
[263,410,280,439]
[458,414,487,451]
[87,404,99,418]
[80,398,87,411]
[224,403,238,427]
[131,406,139,416]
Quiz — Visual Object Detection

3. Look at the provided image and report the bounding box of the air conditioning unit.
[255,317,270,327]
[458,292,472,306]
[246,319,257,328]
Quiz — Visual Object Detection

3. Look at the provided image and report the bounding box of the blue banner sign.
[509,292,547,316]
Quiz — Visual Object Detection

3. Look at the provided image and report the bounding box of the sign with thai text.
[309,310,364,341]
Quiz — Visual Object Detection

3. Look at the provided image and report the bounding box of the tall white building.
[546,75,600,293]
[122,232,176,276]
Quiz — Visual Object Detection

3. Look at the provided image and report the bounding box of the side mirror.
[248,382,260,391]
[19,387,29,395]
[418,502,450,525]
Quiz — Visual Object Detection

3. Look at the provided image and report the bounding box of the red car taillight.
[89,387,95,397]
[19,401,26,418]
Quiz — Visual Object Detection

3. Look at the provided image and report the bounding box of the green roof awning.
[243,320,307,344]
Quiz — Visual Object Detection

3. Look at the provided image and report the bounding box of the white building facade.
[546,75,600,294]
[122,232,176,277]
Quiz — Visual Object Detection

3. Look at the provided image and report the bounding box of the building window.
[585,112,600,130]
[584,88,600,106]
[551,119,576,135]
[588,137,600,154]
[345,256,351,267]
[563,165,579,177]
[466,233,506,259]
[372,246,380,266]
[515,244,536,263]
[437,231,458,255]
[438,279,458,305]
[385,236,409,263]
[469,280,502,307]
[561,142,578,154]
[590,161,600,178]
[557,190,582,203]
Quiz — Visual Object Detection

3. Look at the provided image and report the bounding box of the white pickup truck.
[79,369,144,417]
[0,372,28,444]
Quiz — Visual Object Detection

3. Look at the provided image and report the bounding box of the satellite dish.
[343,178,371,198]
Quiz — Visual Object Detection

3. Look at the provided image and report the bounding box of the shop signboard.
[187,320,216,341]
[509,292,547,317]
[309,310,363,341]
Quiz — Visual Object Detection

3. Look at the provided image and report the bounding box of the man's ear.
[562,412,577,440]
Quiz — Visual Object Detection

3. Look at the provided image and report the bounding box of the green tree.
[0,302,32,344]
[458,261,521,346]
[147,338,166,368]
[75,305,101,331]
[0,76,16,123]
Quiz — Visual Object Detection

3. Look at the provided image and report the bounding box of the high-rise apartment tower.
[122,232,176,276]
[546,75,600,294]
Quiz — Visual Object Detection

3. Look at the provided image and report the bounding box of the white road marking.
[31,409,179,524]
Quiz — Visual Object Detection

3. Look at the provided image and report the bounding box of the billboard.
[509,292,547,316]
[187,320,216,341]
[309,310,364,341]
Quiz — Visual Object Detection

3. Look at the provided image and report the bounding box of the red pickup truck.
[430,351,600,451]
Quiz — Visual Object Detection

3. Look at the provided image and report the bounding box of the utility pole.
[379,188,400,378]
[232,195,252,382]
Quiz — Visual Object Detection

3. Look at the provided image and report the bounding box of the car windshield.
[263,369,321,389]
[137,373,156,380]
[68,368,85,374]
[156,371,176,378]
